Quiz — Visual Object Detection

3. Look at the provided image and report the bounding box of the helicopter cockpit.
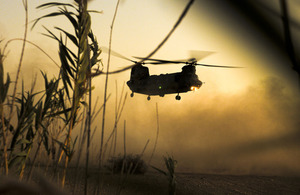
[130,64,150,81]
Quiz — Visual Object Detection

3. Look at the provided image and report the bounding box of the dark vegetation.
[106,154,148,175]
[151,155,177,195]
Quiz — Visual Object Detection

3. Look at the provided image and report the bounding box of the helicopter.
[103,48,241,100]
[128,59,201,100]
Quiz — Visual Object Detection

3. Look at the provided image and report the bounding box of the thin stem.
[8,0,28,125]
[97,0,121,194]
[143,0,194,60]
[105,0,195,74]
[3,38,59,68]
[131,139,149,174]
[149,103,159,165]
[113,80,118,157]
[99,0,121,167]
[123,120,126,158]
[85,14,92,195]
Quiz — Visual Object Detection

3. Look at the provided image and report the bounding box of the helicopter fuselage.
[127,65,202,100]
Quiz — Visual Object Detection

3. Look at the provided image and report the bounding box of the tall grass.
[0,0,28,177]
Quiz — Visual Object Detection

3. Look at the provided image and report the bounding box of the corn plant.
[32,1,102,187]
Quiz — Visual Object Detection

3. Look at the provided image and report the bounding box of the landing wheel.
[130,92,134,97]
[147,96,151,101]
[175,94,181,100]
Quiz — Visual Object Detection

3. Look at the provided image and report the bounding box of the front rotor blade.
[140,61,177,65]
[195,63,243,68]
[101,47,136,63]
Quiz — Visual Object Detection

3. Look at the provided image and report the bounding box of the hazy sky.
[1,0,300,175]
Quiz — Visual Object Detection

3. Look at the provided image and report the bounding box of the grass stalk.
[28,115,54,181]
[27,136,43,181]
[107,0,195,75]
[97,1,120,190]
[7,0,28,130]
[113,81,118,158]
[19,147,32,180]
[85,14,92,195]
[123,120,126,158]
[142,0,195,61]
[3,38,59,68]
[149,103,159,165]
[72,100,87,194]
[102,91,127,157]
[120,121,127,178]
[130,139,149,175]
[91,94,111,124]
[99,0,121,172]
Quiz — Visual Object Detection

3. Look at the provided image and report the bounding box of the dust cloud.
[3,46,300,176]
[118,76,300,176]
[3,38,299,176]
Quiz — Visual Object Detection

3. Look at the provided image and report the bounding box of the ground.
[1,167,299,194]
[61,168,300,195]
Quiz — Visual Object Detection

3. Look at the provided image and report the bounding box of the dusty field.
[2,167,299,194]
[60,168,300,195]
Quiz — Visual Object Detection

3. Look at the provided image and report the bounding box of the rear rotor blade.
[189,50,215,62]
[133,56,187,64]
[195,63,243,68]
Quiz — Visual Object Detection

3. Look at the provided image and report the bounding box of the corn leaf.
[36,2,75,10]
[32,11,75,30]
[42,126,50,155]
[55,27,78,47]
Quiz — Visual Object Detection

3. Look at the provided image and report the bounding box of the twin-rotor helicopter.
[105,49,241,101]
